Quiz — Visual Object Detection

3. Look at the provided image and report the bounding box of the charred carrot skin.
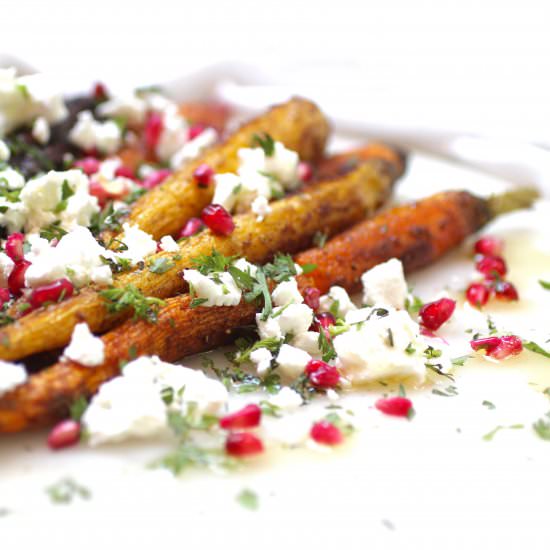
[0,161,392,362]
[295,190,490,294]
[0,191,490,433]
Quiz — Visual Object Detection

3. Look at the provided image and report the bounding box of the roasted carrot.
[0,161,393,362]
[115,97,330,241]
[0,188,537,432]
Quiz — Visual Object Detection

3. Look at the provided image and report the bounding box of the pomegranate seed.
[193,164,215,188]
[188,123,206,140]
[89,180,110,207]
[375,396,413,417]
[465,282,491,308]
[201,204,235,236]
[141,169,171,190]
[303,286,321,310]
[8,260,31,296]
[225,432,264,457]
[470,335,523,360]
[310,420,343,445]
[219,404,261,430]
[494,280,519,301]
[314,312,336,330]
[178,217,204,238]
[5,233,25,262]
[305,359,340,388]
[114,165,136,180]
[474,236,503,257]
[29,278,74,309]
[93,82,108,101]
[47,419,81,450]
[297,161,313,182]
[0,287,10,306]
[476,255,507,280]
[144,112,164,151]
[74,156,100,175]
[418,297,456,331]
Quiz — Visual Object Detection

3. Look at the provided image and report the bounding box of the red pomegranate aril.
[305,359,340,388]
[93,82,108,101]
[5,233,25,262]
[219,404,261,430]
[475,255,507,280]
[310,420,343,446]
[494,280,519,301]
[470,335,523,360]
[145,112,164,151]
[29,278,74,309]
[0,287,10,306]
[465,282,491,308]
[74,156,100,176]
[375,396,413,417]
[315,312,336,330]
[201,204,235,236]
[89,180,110,207]
[418,297,456,331]
[114,165,136,180]
[178,217,204,238]
[47,419,81,450]
[141,169,171,190]
[193,164,215,187]
[474,235,503,257]
[298,161,313,182]
[303,286,321,310]
[225,432,264,457]
[8,260,31,296]
[188,124,206,140]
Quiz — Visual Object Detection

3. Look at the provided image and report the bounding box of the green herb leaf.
[190,297,209,308]
[69,396,88,421]
[262,253,298,283]
[405,294,424,315]
[99,284,165,322]
[482,424,524,442]
[54,179,75,213]
[451,355,471,367]
[482,400,495,410]
[236,489,259,510]
[148,257,175,274]
[538,280,550,290]
[523,340,550,359]
[318,327,337,363]
[300,263,317,274]
[46,478,91,504]
[39,221,67,242]
[313,231,328,248]
[191,249,236,275]
[432,385,459,397]
[533,415,550,440]
[251,133,275,156]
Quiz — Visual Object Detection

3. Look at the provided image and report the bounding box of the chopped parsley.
[482,424,524,442]
[451,355,471,367]
[432,385,459,397]
[533,413,550,440]
[538,280,550,291]
[405,294,424,315]
[190,297,209,308]
[482,400,496,410]
[69,396,88,422]
[236,489,259,511]
[522,340,550,359]
[100,284,165,322]
[251,132,275,156]
[45,478,91,504]
[148,257,175,274]
[90,202,128,236]
[191,249,236,275]
[39,221,67,242]
[324,412,355,436]
[54,179,75,213]
[318,327,337,363]
[313,230,328,248]
[262,253,298,283]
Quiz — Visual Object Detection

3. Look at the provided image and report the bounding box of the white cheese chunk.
[0,67,67,137]
[61,322,105,367]
[24,226,113,288]
[333,306,426,384]
[249,347,273,375]
[291,330,322,357]
[0,167,25,189]
[69,110,122,154]
[264,141,300,190]
[272,278,304,307]
[319,286,357,317]
[0,252,14,288]
[159,235,179,252]
[251,195,272,221]
[268,387,303,411]
[0,360,27,397]
[276,344,312,378]
[31,116,50,144]
[232,258,258,278]
[212,173,241,212]
[183,269,242,307]
[155,106,189,162]
[361,258,407,309]
[256,303,314,340]
[82,355,227,445]
[96,94,147,125]
[117,223,157,263]
[170,127,217,169]
[0,139,10,161]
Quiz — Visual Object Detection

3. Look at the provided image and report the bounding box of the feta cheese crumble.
[31,116,50,144]
[256,303,314,340]
[319,286,357,317]
[361,258,407,309]
[69,110,122,154]
[159,235,179,252]
[82,355,227,445]
[61,322,105,367]
[117,223,158,264]
[0,360,27,397]
[268,387,303,411]
[249,347,273,375]
[271,278,304,307]
[183,269,242,307]
[251,195,272,221]
[0,252,14,287]
[0,139,10,161]
[276,344,312,378]
[170,127,217,169]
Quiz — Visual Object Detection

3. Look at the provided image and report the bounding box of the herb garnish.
[432,385,459,397]
[90,202,128,236]
[533,413,550,440]
[39,221,67,242]
[538,280,550,291]
[236,489,259,510]
[482,424,524,441]
[148,257,175,274]
[313,231,328,248]
[482,400,496,410]
[522,340,550,359]
[191,249,236,275]
[100,284,165,322]
[70,396,88,421]
[251,133,275,156]
[405,294,424,315]
[54,179,75,213]
[45,478,91,504]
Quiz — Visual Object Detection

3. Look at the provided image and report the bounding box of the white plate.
[1,67,550,550]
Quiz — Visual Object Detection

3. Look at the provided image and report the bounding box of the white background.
[2,0,550,142]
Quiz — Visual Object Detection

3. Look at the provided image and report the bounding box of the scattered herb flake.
[148,257,175,274]
[482,424,524,442]
[522,340,550,359]
[46,478,91,504]
[251,133,275,156]
[99,284,165,322]
[236,489,259,510]
[313,231,328,248]
[70,396,88,421]
[482,400,496,410]
[533,415,550,440]
[538,280,550,291]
